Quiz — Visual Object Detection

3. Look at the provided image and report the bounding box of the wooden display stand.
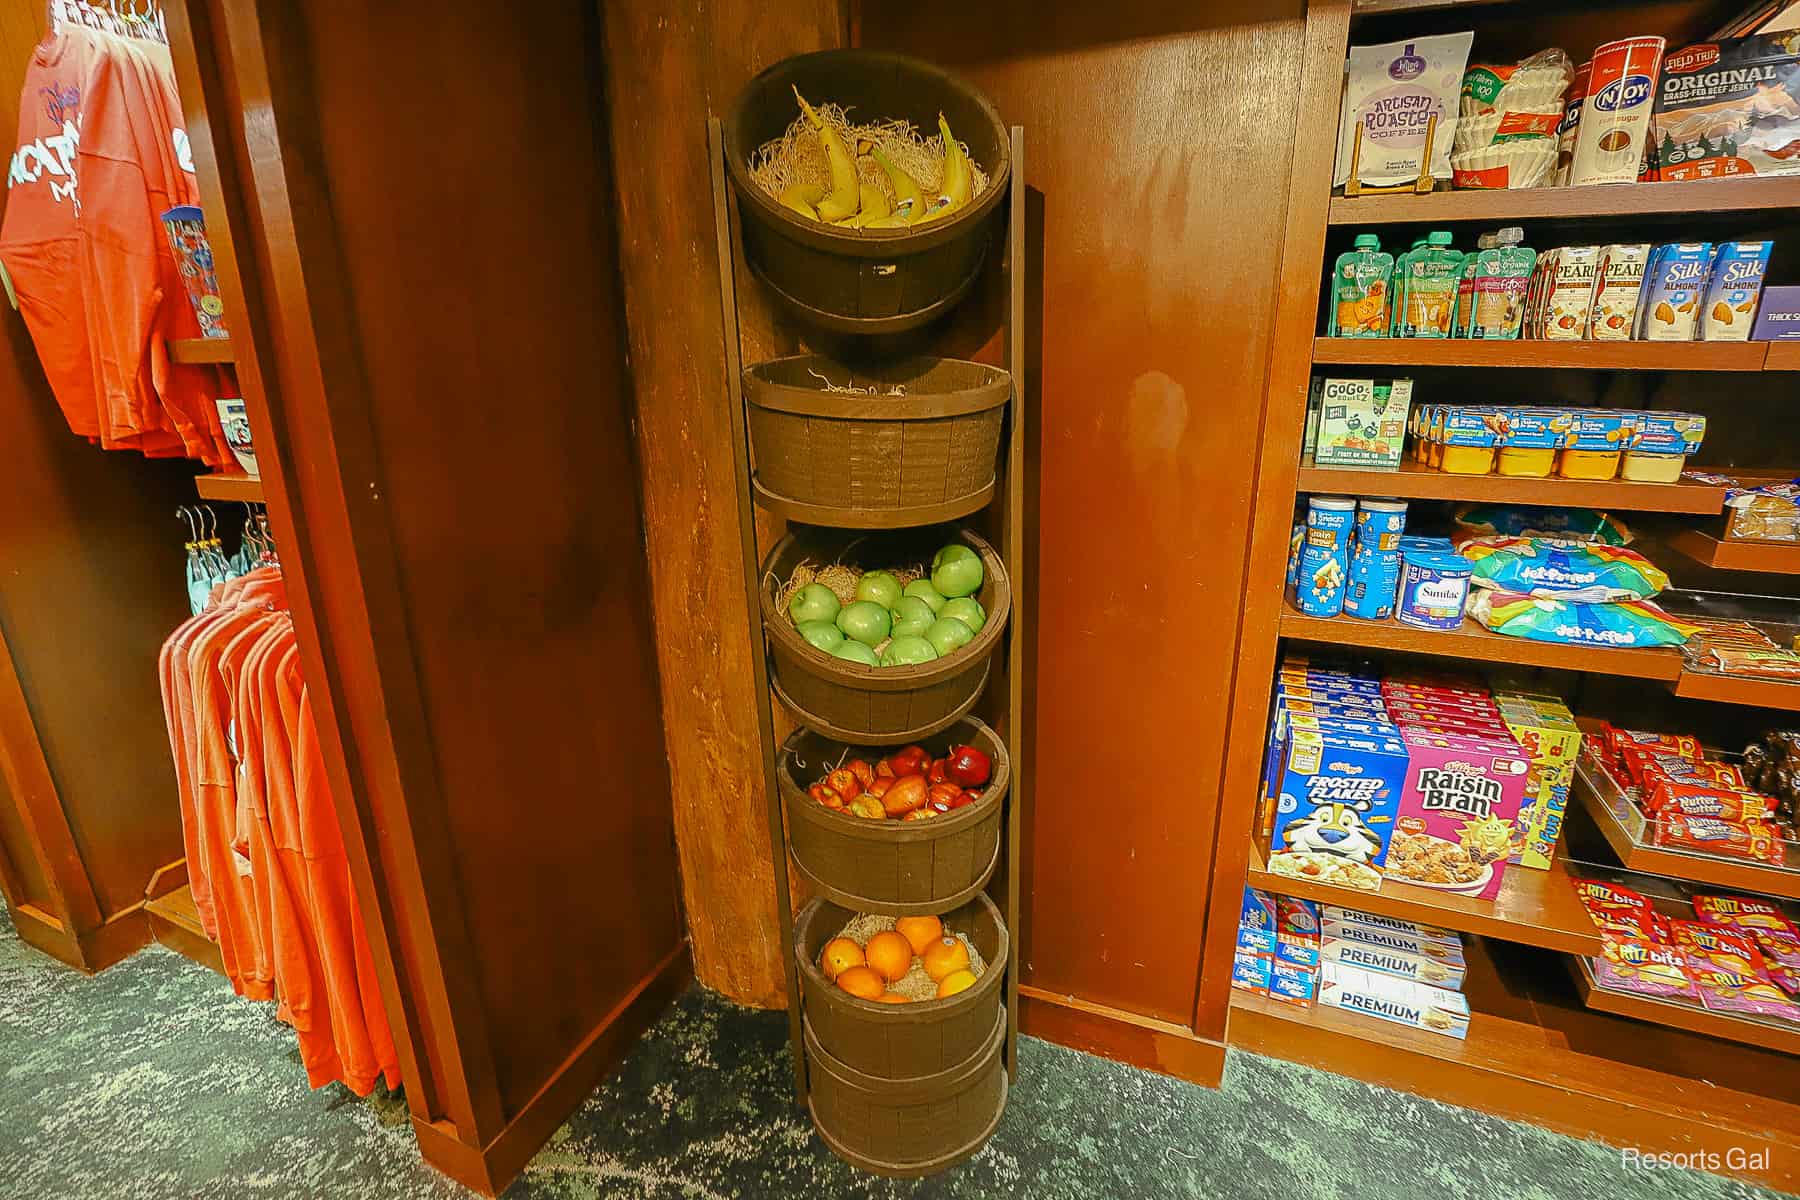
[706,114,1027,1176]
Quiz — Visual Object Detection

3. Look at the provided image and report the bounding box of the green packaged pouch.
[1398,231,1463,339]
[1467,226,1535,340]
[1328,233,1394,338]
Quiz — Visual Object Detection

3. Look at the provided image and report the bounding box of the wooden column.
[599,0,846,1006]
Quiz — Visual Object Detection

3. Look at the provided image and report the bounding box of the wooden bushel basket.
[745,356,1010,529]
[780,718,1007,915]
[805,1010,1006,1178]
[722,50,1011,334]
[761,525,1010,744]
[795,892,1008,1079]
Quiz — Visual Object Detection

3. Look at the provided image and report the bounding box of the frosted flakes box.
[1653,35,1800,181]
[1319,934,1468,989]
[1319,961,1471,1038]
[1266,726,1408,892]
[1388,727,1530,900]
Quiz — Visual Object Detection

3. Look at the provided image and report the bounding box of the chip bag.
[1461,536,1668,601]
[1468,591,1699,648]
[1452,504,1631,545]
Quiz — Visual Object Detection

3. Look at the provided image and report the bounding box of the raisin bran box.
[1652,34,1800,181]
[1266,726,1408,892]
[1388,727,1531,899]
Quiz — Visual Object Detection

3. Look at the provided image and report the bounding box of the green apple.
[924,616,975,656]
[902,579,947,613]
[940,596,986,633]
[854,570,902,610]
[830,640,879,666]
[880,635,939,667]
[788,582,840,625]
[890,596,937,639]
[836,600,892,647]
[797,621,844,652]
[930,544,983,598]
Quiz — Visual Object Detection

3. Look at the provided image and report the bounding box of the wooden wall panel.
[856,0,1311,1026]
[600,0,844,1008]
[0,0,192,967]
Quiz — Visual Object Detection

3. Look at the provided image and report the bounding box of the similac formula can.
[1295,496,1356,618]
[1344,547,1403,620]
[1396,550,1474,631]
[1569,37,1665,185]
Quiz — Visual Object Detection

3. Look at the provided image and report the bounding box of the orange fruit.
[894,915,942,956]
[936,969,978,999]
[835,965,886,1001]
[865,930,915,983]
[819,936,865,982]
[876,992,911,1005]
[922,935,971,983]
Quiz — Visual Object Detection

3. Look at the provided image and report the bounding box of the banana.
[914,115,972,226]
[863,212,915,229]
[858,182,890,222]
[871,147,926,223]
[779,182,825,220]
[793,86,859,222]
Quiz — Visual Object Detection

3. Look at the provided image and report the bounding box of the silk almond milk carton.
[1638,242,1716,340]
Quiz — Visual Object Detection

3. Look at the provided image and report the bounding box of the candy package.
[1460,537,1668,601]
[1468,591,1700,649]
[1652,812,1787,866]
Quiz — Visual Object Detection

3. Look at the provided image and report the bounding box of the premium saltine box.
[1652,34,1800,181]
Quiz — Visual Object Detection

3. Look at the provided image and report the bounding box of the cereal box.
[1319,934,1468,989]
[1653,35,1800,181]
[1589,243,1651,339]
[1310,377,1414,469]
[1318,961,1471,1039]
[1699,240,1771,341]
[1266,726,1408,892]
[1637,242,1717,339]
[1388,727,1530,899]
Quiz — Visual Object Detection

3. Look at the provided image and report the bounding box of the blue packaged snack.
[1270,958,1317,1005]
[1232,950,1272,994]
[1287,520,1305,588]
[1398,535,1456,554]
[1267,726,1408,892]
[1460,536,1669,601]
[1238,887,1277,953]
[1451,504,1632,546]
[1397,550,1474,631]
[1355,498,1408,551]
[1344,546,1403,620]
[1294,496,1357,617]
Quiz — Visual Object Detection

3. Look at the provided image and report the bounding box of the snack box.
[1318,961,1471,1039]
[1752,285,1800,340]
[1310,377,1414,469]
[1232,949,1272,995]
[1699,241,1771,342]
[1270,957,1318,1007]
[1265,726,1408,893]
[1495,698,1582,869]
[1277,896,1322,946]
[1653,36,1800,182]
[1637,242,1717,340]
[1238,886,1278,953]
[1320,919,1469,966]
[1322,905,1460,946]
[1389,727,1531,900]
[1318,934,1468,989]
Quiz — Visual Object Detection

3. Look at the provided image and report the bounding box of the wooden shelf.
[1246,844,1601,954]
[1573,756,1800,901]
[1328,175,1800,226]
[169,337,235,365]
[1296,458,1729,515]
[1766,342,1800,372]
[1278,608,1686,681]
[193,472,263,503]
[144,884,224,975]
[1313,338,1770,371]
[1666,528,1800,575]
[1673,669,1800,713]
[1568,956,1800,1057]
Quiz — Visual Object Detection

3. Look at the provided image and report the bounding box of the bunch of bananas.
[779,87,971,230]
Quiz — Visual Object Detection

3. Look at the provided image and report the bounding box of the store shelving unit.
[192,471,263,503]
[1313,337,1773,371]
[1295,458,1731,514]
[1568,956,1800,1056]
[1666,528,1800,575]
[1244,844,1601,955]
[1213,1,1800,1185]
[168,337,234,364]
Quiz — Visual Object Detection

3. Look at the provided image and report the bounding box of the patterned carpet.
[0,898,1787,1200]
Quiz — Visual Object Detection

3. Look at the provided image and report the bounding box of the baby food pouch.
[1336,34,1477,190]
[1699,241,1771,341]
[1589,243,1651,340]
[1638,242,1716,340]
[1541,245,1600,339]
[1468,227,1535,339]
[1399,231,1464,338]
[1329,234,1396,337]
[1454,232,1496,337]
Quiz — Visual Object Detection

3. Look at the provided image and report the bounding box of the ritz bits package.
[1493,689,1582,869]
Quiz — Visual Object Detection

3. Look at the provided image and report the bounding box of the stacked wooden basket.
[714,51,1025,1178]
